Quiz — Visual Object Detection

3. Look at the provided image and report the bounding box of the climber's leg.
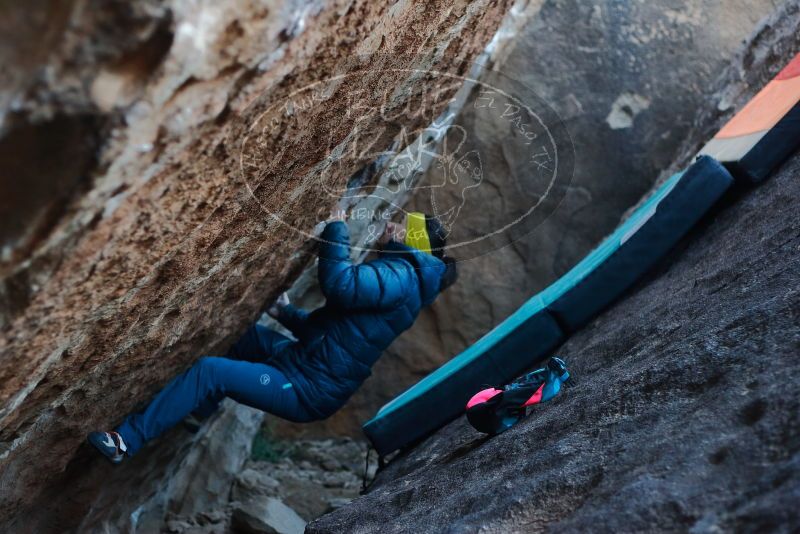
[228,322,295,363]
[115,356,315,456]
[190,324,297,420]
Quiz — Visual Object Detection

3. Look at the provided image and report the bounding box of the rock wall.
[308,5,800,529]
[0,0,512,530]
[273,0,781,438]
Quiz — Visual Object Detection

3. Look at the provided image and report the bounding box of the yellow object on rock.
[404,212,432,254]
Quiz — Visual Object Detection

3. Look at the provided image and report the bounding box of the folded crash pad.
[363,156,734,456]
[544,155,734,332]
[699,52,800,183]
[363,307,564,456]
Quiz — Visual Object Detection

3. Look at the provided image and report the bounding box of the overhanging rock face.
[0,0,511,528]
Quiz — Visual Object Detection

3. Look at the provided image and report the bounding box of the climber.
[88,212,458,463]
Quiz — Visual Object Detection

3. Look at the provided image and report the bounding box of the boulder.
[231,498,306,534]
[0,0,511,529]
[234,436,370,521]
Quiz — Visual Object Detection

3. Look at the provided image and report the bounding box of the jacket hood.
[382,240,445,307]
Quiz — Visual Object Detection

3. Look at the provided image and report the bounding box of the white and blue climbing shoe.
[88,431,127,464]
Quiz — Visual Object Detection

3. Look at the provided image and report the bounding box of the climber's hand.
[267,292,290,319]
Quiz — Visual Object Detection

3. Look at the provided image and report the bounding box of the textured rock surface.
[273,0,781,438]
[116,436,371,532]
[0,0,511,529]
[237,437,372,520]
[230,498,306,534]
[307,124,800,534]
[75,400,263,532]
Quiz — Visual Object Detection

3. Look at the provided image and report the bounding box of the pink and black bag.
[466,357,570,435]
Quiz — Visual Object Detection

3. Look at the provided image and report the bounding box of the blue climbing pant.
[116,324,316,455]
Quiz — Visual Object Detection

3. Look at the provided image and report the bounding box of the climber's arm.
[277,304,312,341]
[317,221,403,310]
[267,293,313,341]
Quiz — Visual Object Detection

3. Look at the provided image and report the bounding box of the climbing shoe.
[88,431,127,464]
[465,357,570,435]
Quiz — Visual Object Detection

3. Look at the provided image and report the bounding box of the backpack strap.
[360,445,388,495]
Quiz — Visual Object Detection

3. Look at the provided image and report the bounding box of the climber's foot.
[88,431,127,464]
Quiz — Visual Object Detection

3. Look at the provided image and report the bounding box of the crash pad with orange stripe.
[700,52,800,183]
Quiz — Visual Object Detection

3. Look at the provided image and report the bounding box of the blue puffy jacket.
[270,221,446,419]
